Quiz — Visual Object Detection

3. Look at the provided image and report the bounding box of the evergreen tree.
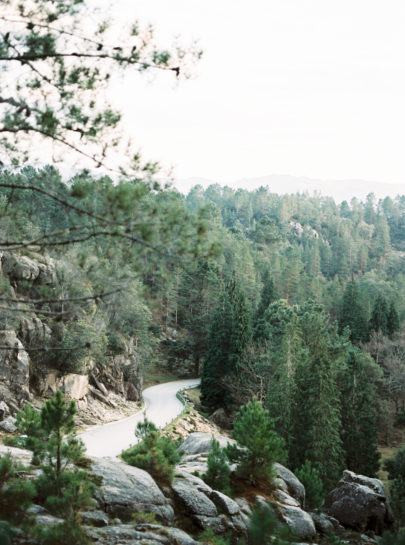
[369,294,390,336]
[291,302,345,491]
[226,400,286,484]
[295,460,324,510]
[201,276,251,410]
[200,290,233,408]
[0,455,35,544]
[254,269,277,339]
[338,279,369,343]
[387,301,400,338]
[204,437,231,495]
[121,419,180,485]
[228,275,252,370]
[339,349,381,476]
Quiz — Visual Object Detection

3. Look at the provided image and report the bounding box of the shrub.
[295,460,324,510]
[204,437,231,495]
[121,419,180,485]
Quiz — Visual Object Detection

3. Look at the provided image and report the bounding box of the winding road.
[79,378,200,458]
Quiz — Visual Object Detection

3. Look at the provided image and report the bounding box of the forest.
[1,167,404,483]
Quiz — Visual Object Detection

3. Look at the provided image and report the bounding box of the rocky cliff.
[0,251,143,429]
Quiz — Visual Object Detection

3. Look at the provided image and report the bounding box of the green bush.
[295,460,324,510]
[204,437,231,496]
[121,419,180,485]
[247,503,291,545]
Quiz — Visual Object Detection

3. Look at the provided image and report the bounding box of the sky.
[103,1,405,190]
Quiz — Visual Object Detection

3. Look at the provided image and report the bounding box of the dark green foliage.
[384,447,405,528]
[291,301,345,491]
[200,290,233,408]
[226,400,286,484]
[204,438,231,495]
[0,455,35,538]
[388,301,400,338]
[16,404,46,464]
[247,503,292,545]
[369,294,390,336]
[121,419,180,485]
[15,392,94,541]
[338,279,369,343]
[379,529,405,545]
[295,460,324,510]
[33,519,91,545]
[201,276,251,410]
[339,349,381,476]
[254,270,277,340]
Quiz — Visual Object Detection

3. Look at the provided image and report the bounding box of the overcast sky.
[104,0,405,188]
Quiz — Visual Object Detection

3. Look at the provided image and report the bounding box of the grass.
[184,387,201,405]
[142,366,181,389]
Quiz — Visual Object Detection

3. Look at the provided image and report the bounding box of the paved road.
[79,378,200,458]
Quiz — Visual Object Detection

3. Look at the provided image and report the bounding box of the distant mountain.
[174,175,404,202]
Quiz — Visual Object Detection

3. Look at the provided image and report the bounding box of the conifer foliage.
[226,400,286,484]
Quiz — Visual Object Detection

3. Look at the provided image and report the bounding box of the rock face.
[323,470,393,534]
[277,503,316,540]
[91,457,174,523]
[0,329,31,408]
[58,373,89,400]
[178,431,236,456]
[274,462,306,507]
[172,470,248,537]
[2,252,56,284]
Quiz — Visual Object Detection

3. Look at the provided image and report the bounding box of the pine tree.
[226,400,286,484]
[228,275,252,370]
[200,290,233,408]
[204,437,231,495]
[339,349,381,476]
[200,276,251,410]
[254,269,277,339]
[295,460,324,510]
[387,301,400,338]
[291,302,345,491]
[369,294,390,336]
[338,279,369,343]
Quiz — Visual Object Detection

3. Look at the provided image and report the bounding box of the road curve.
[79,378,200,458]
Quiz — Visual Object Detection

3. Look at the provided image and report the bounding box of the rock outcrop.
[91,457,174,523]
[323,470,393,534]
[0,330,31,409]
[172,470,248,537]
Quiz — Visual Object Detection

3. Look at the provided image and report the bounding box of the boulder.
[277,504,316,540]
[58,373,89,400]
[0,330,31,404]
[0,444,32,466]
[274,463,305,507]
[79,510,110,527]
[323,471,393,534]
[0,415,17,432]
[172,470,247,537]
[18,316,51,346]
[172,476,218,517]
[90,457,174,523]
[210,490,240,515]
[178,432,236,456]
[2,253,40,281]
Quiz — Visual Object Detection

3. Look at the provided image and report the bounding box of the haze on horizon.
[102,0,405,193]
